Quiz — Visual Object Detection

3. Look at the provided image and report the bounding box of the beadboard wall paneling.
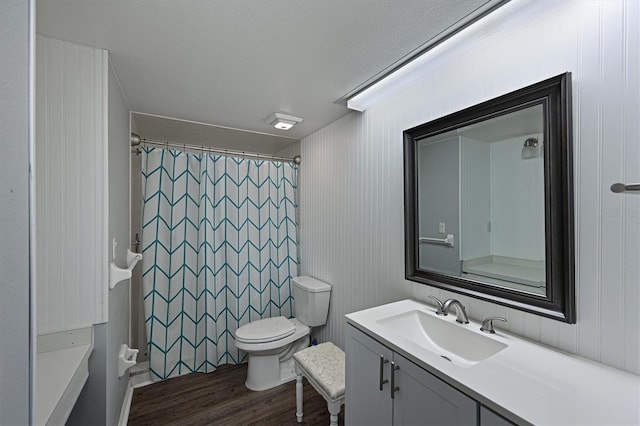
[300,0,639,374]
[36,35,108,333]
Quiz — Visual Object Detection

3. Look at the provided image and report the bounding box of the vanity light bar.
[343,0,511,111]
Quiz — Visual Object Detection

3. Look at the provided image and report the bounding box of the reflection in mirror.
[417,104,546,295]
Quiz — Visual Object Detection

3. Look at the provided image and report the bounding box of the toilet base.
[245,356,296,391]
[244,337,309,391]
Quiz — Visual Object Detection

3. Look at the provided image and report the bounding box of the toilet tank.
[292,276,331,327]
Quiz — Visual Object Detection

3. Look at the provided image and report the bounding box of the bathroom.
[2,0,639,425]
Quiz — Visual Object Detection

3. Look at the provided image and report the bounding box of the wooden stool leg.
[327,400,341,426]
[296,374,304,423]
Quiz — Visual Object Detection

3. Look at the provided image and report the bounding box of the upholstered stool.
[293,342,345,426]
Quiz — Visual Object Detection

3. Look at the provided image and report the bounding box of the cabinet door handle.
[379,356,389,390]
[390,361,400,399]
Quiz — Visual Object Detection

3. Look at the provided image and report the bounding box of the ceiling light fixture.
[265,113,303,130]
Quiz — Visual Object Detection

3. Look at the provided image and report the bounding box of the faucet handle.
[428,296,445,315]
[480,317,507,334]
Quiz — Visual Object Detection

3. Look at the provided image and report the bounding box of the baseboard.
[118,380,134,426]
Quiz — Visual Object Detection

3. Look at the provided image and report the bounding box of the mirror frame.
[404,73,575,323]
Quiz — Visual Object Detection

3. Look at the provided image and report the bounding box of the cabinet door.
[393,353,477,426]
[345,325,394,426]
[480,406,516,426]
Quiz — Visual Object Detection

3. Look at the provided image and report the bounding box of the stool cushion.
[293,342,345,400]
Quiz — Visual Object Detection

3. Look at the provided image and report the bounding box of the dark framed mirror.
[404,73,575,323]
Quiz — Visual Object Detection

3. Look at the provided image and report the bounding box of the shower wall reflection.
[417,104,546,295]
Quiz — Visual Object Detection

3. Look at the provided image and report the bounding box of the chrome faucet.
[428,295,445,315]
[442,299,469,324]
[480,317,507,334]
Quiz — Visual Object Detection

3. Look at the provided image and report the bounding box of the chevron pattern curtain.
[141,147,298,381]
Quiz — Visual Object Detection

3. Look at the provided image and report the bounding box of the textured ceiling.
[37,0,499,142]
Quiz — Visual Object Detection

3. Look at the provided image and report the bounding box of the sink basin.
[377,310,507,367]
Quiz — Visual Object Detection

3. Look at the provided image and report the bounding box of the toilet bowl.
[233,276,331,391]
[235,317,310,390]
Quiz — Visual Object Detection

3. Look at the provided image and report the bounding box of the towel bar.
[610,183,640,193]
[419,234,455,248]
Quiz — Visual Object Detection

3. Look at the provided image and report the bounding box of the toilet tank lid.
[292,276,331,293]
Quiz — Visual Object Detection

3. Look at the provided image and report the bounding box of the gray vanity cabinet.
[480,406,517,426]
[345,324,394,425]
[393,351,476,425]
[346,325,477,426]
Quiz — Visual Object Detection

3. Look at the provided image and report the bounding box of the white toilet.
[234,275,331,391]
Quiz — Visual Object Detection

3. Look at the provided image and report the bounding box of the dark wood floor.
[128,363,345,426]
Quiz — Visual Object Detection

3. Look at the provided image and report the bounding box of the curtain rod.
[135,137,301,164]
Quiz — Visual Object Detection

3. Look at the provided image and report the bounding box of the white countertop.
[346,299,640,426]
[36,329,92,426]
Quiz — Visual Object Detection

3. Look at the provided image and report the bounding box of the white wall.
[67,324,107,425]
[67,56,131,426]
[0,0,32,423]
[68,57,131,426]
[418,138,460,274]
[490,133,545,260]
[275,141,301,159]
[106,58,132,425]
[460,137,491,261]
[35,35,108,333]
[300,0,639,375]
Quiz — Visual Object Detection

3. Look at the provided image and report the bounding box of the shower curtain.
[141,147,298,381]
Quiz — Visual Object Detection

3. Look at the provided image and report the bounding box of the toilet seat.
[235,316,296,344]
[235,318,310,353]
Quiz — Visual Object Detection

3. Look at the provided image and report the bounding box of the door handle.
[379,356,389,390]
[390,361,400,399]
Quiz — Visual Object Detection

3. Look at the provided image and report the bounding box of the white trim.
[128,111,133,347]
[37,327,92,353]
[101,48,109,321]
[28,0,37,422]
[118,380,134,426]
[117,371,153,426]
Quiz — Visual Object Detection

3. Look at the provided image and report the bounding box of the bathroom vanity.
[345,300,640,425]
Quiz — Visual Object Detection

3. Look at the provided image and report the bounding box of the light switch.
[439,222,446,234]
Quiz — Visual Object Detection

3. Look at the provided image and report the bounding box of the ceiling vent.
[265,113,303,130]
